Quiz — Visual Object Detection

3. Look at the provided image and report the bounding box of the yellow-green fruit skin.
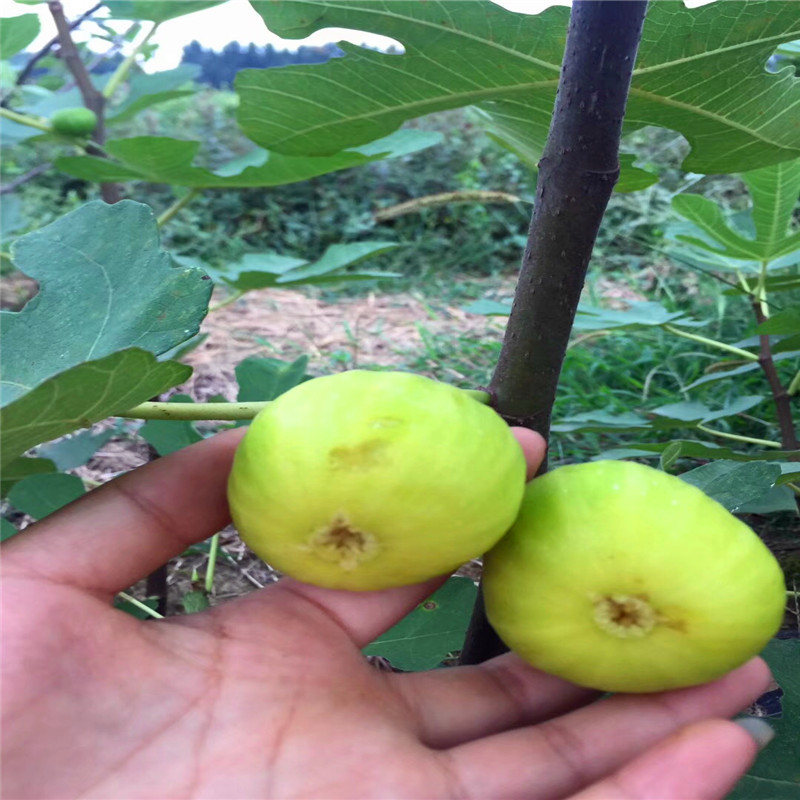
[483,460,786,693]
[50,107,98,136]
[228,370,526,591]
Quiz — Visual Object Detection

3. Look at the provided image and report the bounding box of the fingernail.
[734,717,775,750]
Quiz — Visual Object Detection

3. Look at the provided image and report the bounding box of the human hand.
[1,428,771,799]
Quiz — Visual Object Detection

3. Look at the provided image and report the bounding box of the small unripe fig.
[50,107,98,137]
[228,370,526,591]
[483,460,786,693]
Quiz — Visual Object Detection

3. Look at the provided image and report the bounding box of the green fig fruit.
[483,460,786,693]
[50,107,98,137]
[228,370,526,591]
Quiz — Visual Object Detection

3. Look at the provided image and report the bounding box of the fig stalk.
[118,390,491,421]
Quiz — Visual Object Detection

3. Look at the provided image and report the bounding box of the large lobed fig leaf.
[1,200,211,407]
[1,349,190,470]
[238,1,800,173]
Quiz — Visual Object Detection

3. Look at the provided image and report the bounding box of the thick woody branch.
[0,164,52,195]
[48,0,121,204]
[752,303,799,456]
[0,1,102,108]
[460,1,649,665]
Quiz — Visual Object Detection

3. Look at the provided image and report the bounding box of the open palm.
[2,429,769,799]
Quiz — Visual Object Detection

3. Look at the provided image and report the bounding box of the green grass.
[390,265,799,467]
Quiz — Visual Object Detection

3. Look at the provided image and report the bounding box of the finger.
[510,427,546,480]
[390,651,597,748]
[265,575,449,646]
[572,719,760,800]
[2,429,245,594]
[443,657,771,800]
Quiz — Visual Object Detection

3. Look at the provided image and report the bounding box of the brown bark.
[460,1,649,665]
[48,1,121,204]
[0,2,103,108]
[752,303,799,456]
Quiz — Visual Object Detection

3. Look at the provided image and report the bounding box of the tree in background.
[181,40,343,87]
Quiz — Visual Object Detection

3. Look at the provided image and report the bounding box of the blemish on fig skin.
[661,617,688,634]
[329,439,390,471]
[306,514,379,570]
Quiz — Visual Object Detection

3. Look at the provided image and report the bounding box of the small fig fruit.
[483,460,786,693]
[50,107,98,137]
[228,370,526,591]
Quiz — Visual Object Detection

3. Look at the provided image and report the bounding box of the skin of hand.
[1,428,771,800]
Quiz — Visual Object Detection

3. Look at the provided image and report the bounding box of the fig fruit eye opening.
[305,514,379,571]
[591,593,658,638]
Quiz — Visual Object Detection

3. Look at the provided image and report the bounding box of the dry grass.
[180,284,509,400]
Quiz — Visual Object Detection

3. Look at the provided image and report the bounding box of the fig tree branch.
[460,0,649,665]
[48,2,102,120]
[693,425,781,450]
[208,290,245,313]
[157,189,201,227]
[61,20,139,95]
[48,0,121,204]
[0,163,52,195]
[751,301,799,456]
[102,22,159,101]
[373,190,523,222]
[0,1,103,108]
[661,325,758,361]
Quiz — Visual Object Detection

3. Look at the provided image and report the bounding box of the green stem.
[736,270,751,294]
[117,591,164,619]
[73,138,110,158]
[373,190,523,222]
[120,401,271,421]
[788,370,800,397]
[157,188,199,227]
[0,106,51,133]
[102,22,159,100]
[695,424,782,449]
[663,324,758,361]
[208,289,245,313]
[205,533,220,593]
[465,390,491,405]
[119,388,490,422]
[567,330,611,350]
[756,260,769,319]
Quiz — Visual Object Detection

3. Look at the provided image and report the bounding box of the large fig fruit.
[228,370,526,591]
[483,460,786,693]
